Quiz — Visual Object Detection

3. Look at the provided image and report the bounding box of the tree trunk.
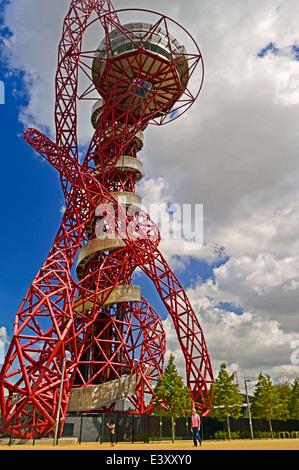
[226,415,231,440]
[269,419,274,439]
[171,416,175,443]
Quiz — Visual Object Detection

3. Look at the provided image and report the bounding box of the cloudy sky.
[1,0,299,395]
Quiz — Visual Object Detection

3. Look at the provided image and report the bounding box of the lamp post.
[244,379,254,440]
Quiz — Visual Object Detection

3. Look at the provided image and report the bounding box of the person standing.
[191,410,202,447]
[107,420,116,446]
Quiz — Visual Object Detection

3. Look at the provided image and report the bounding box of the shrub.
[213,430,228,440]
[135,433,150,443]
[254,431,276,439]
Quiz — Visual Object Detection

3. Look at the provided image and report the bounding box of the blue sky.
[258,41,299,59]
[0,33,63,340]
[1,0,299,393]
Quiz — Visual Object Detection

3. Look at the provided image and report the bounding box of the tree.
[210,363,244,440]
[289,378,299,419]
[251,373,285,439]
[153,354,193,442]
[274,380,291,420]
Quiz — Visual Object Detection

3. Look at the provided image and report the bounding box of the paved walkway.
[1,439,299,451]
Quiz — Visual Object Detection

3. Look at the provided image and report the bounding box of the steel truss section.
[0,0,213,440]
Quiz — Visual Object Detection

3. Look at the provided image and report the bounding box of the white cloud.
[3,0,299,388]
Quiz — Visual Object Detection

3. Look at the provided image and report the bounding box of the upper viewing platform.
[92,21,190,121]
[94,22,189,83]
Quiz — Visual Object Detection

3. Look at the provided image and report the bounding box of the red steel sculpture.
[0,0,213,439]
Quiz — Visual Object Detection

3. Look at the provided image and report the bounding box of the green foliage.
[207,365,299,441]
[126,406,135,412]
[153,354,192,419]
[209,363,244,440]
[289,378,299,419]
[251,372,286,438]
[274,380,292,419]
[251,373,285,421]
[254,431,278,439]
[153,354,192,442]
[135,433,150,443]
[213,430,242,440]
[272,377,299,419]
[210,363,244,421]
[213,430,278,440]
[213,430,229,440]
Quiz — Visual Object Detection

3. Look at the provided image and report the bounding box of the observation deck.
[92,22,190,120]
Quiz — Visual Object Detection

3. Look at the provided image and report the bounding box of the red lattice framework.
[0,0,213,439]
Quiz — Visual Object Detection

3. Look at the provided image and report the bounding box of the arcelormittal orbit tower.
[0,0,213,439]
